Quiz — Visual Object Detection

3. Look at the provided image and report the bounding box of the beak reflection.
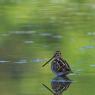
[42,76,72,95]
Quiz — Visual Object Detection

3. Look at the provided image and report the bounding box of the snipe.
[42,51,72,76]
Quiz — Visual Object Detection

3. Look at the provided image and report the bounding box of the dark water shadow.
[42,75,72,95]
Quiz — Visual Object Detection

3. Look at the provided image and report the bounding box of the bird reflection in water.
[42,76,72,95]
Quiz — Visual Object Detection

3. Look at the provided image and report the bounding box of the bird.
[42,51,72,76]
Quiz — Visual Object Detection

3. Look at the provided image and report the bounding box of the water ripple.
[39,33,52,36]
[11,31,36,34]
[1,33,9,36]
[24,40,34,44]
[53,35,63,39]
[87,32,95,36]
[31,58,47,63]
[0,58,48,64]
[0,60,10,64]
[14,59,27,64]
[80,46,95,50]
[90,64,95,67]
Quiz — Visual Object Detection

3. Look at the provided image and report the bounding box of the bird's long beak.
[42,83,54,94]
[42,56,54,67]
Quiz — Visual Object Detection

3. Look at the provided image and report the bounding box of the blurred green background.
[0,0,95,95]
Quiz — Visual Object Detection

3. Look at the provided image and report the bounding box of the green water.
[0,63,95,95]
[0,0,95,95]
